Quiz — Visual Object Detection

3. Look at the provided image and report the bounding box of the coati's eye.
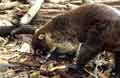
[38,34,45,40]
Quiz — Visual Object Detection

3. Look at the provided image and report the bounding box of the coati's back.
[65,4,120,51]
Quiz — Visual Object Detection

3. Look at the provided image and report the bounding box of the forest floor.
[0,0,117,78]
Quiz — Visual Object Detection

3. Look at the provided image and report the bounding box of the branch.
[20,0,44,24]
[70,0,120,5]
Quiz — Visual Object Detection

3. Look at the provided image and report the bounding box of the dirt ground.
[0,0,118,78]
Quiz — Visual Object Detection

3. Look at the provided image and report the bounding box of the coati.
[30,4,120,77]
[9,3,120,77]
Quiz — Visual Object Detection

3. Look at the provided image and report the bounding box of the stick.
[20,0,44,24]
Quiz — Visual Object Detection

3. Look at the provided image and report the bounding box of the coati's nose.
[38,34,45,40]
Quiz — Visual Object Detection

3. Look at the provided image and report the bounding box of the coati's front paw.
[65,64,86,78]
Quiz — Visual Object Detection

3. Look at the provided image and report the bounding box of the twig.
[113,5,120,10]
[74,43,81,62]
[99,1,120,5]
[42,3,67,9]
[20,0,44,24]
[70,0,120,5]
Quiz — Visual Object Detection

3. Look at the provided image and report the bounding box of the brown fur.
[32,3,120,76]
